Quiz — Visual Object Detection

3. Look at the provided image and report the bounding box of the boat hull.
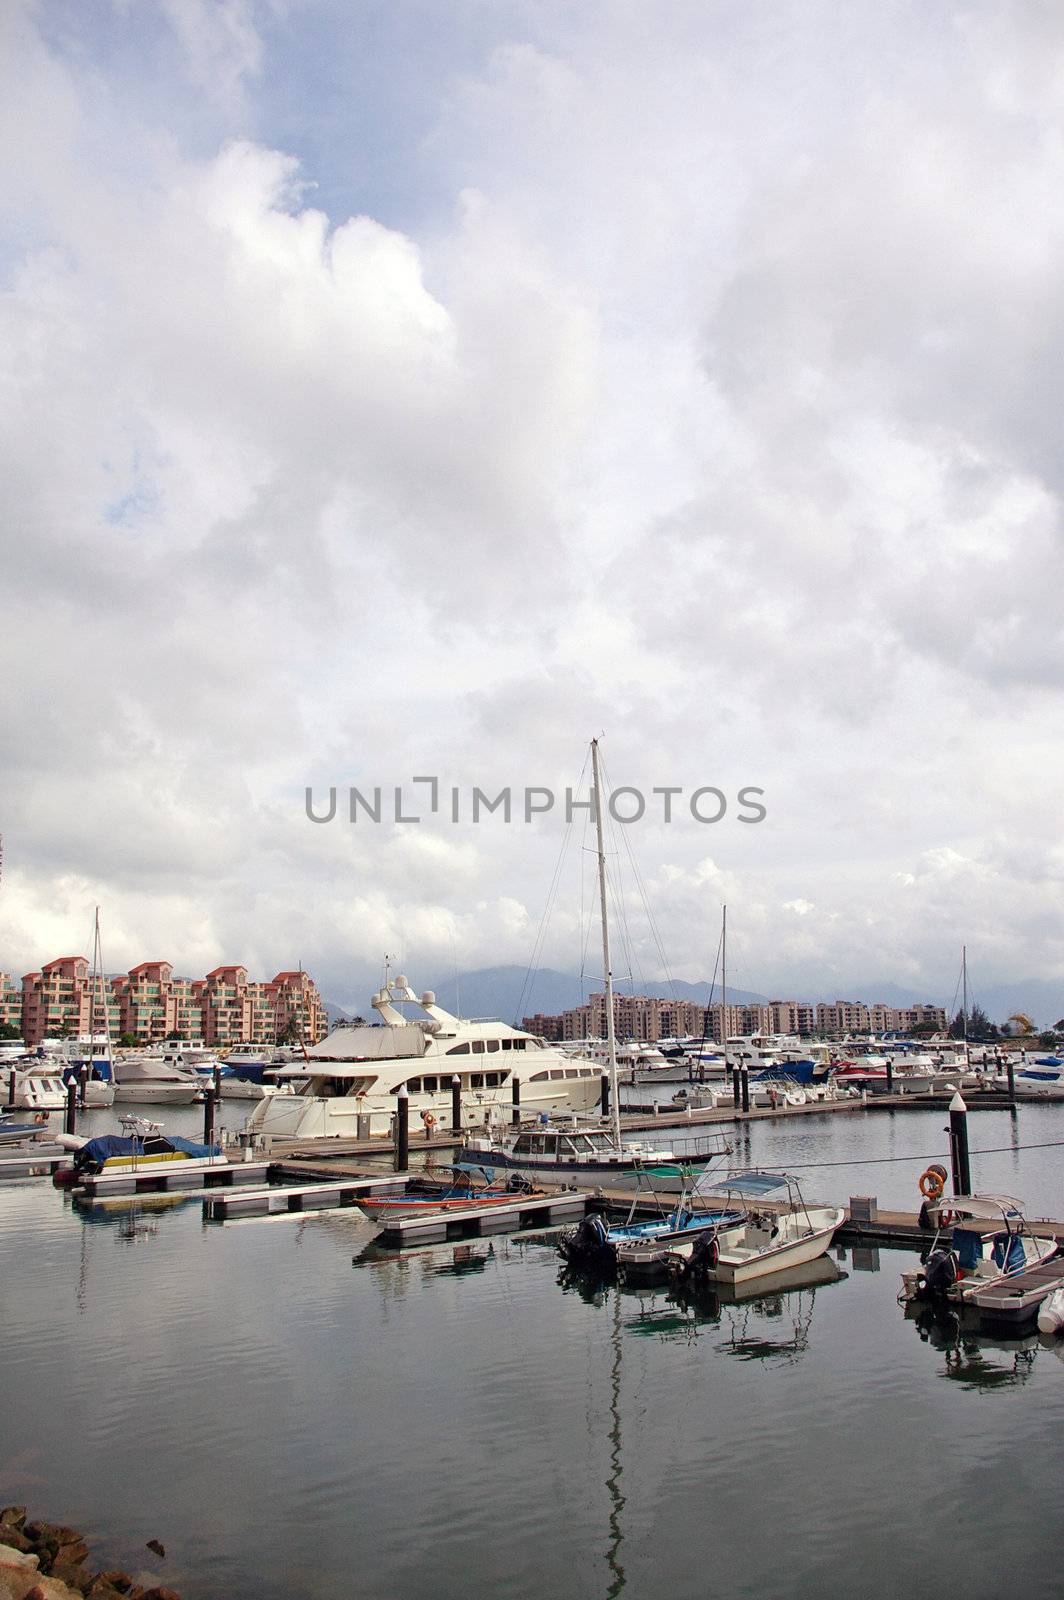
[112,1082,203,1105]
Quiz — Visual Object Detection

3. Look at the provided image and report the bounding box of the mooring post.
[885,1056,893,1095]
[741,1068,750,1115]
[600,1072,610,1117]
[203,1085,216,1147]
[395,1084,409,1172]
[64,1077,78,1136]
[948,1090,972,1196]
[732,1070,741,1109]
[213,1064,222,1103]
[8,1068,16,1108]
[78,1064,89,1109]
[511,1074,521,1127]
[451,1074,462,1135]
[1005,1051,1016,1103]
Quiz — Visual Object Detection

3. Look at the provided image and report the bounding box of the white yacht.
[244,976,602,1145]
[7,1065,68,1112]
[112,1050,204,1105]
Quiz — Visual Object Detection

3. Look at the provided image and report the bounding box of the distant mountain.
[327,969,1064,1030]
[428,966,767,1023]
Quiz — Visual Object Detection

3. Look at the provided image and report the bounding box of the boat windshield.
[574,1132,617,1151]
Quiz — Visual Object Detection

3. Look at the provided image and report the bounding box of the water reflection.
[71,1193,196,1239]
[904,1302,1043,1389]
[559,1256,848,1362]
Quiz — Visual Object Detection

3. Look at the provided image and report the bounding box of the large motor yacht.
[244,976,602,1146]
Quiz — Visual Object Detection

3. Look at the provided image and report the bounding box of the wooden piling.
[948,1090,972,1195]
[395,1085,409,1172]
[64,1077,78,1136]
[451,1074,462,1135]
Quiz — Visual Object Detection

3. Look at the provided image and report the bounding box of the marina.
[2,1093,1063,1600]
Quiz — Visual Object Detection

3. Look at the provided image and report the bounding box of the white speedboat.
[664,1171,844,1286]
[243,976,602,1145]
[112,1052,204,1105]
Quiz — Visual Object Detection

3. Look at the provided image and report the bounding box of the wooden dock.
[75,1160,272,1197]
[203,1174,408,1220]
[0,1149,68,1179]
[373,1190,590,1245]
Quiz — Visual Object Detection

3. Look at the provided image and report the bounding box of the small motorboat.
[0,1111,54,1145]
[900,1195,1060,1313]
[356,1165,541,1220]
[559,1167,745,1279]
[664,1171,844,1287]
[53,1116,227,1185]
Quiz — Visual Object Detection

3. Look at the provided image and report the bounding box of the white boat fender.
[1037,1288,1064,1336]
[55,1133,87,1151]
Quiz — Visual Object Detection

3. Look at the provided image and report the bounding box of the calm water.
[1,1101,1063,1598]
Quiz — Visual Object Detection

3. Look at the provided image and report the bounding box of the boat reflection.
[351,1237,496,1280]
[71,1191,195,1241]
[904,1300,1041,1388]
[560,1254,848,1360]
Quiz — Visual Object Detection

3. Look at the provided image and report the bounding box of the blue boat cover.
[75,1133,221,1166]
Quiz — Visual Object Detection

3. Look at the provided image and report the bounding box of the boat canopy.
[929,1193,1026,1222]
[691,1169,794,1200]
[306,1025,428,1062]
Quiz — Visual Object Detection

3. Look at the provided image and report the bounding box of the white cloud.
[2,2,1064,1010]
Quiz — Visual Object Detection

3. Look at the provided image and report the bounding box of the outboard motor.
[675,1232,720,1283]
[558,1212,611,1266]
[922,1248,959,1296]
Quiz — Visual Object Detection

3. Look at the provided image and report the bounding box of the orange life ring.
[422,1111,437,1129]
[919,1167,945,1200]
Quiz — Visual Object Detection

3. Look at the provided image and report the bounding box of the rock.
[0,1515,26,1533]
[23,1581,88,1600]
[0,1571,82,1600]
[0,1551,39,1572]
[84,1582,126,1600]
[24,1528,79,1549]
[0,1533,34,1558]
[47,1564,91,1595]
[52,1547,88,1573]
[93,1576,132,1595]
[142,1546,164,1563]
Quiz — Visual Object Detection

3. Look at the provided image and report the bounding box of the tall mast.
[591,738,622,1148]
[94,907,113,1061]
[721,904,729,1077]
[961,944,968,1056]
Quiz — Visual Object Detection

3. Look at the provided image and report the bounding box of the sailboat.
[458,739,730,1192]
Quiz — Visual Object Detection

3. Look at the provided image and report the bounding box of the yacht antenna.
[591,739,622,1148]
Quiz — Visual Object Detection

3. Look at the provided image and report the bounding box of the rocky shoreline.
[0,1507,180,1600]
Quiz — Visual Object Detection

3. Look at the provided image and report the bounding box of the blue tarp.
[75,1133,220,1168]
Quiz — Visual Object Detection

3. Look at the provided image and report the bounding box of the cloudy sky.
[2,0,1063,1009]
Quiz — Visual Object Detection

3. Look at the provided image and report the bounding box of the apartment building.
[17,956,328,1047]
[0,972,23,1032]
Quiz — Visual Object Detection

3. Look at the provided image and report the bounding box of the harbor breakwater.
[0,1507,180,1600]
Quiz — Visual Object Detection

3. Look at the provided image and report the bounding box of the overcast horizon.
[3,2,1063,1010]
